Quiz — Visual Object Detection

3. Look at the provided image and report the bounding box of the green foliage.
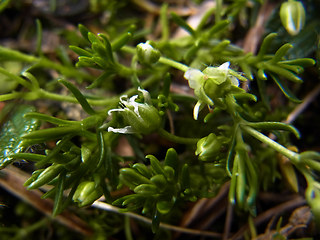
[114,148,196,232]
[0,0,319,238]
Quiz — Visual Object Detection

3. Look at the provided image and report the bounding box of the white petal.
[184,68,204,89]
[218,62,230,71]
[193,101,203,120]
[138,87,151,104]
[107,126,135,134]
[108,108,125,115]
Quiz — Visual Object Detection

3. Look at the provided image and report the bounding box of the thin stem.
[124,216,134,240]
[158,56,189,72]
[121,45,189,72]
[13,218,49,240]
[241,125,299,164]
[157,128,199,145]
[216,0,222,23]
[92,201,222,238]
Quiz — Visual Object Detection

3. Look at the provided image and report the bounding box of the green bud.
[280,0,306,36]
[108,88,161,134]
[73,181,103,207]
[195,133,222,161]
[27,164,64,189]
[156,198,175,214]
[136,41,160,65]
[134,183,158,195]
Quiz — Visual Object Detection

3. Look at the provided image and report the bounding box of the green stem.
[124,216,134,240]
[0,46,91,80]
[121,45,189,72]
[158,56,189,72]
[13,218,49,239]
[216,0,222,23]
[241,125,299,164]
[157,128,199,145]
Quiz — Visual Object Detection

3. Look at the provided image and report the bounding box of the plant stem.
[124,216,134,240]
[158,56,189,72]
[121,45,189,72]
[241,125,299,164]
[157,128,199,145]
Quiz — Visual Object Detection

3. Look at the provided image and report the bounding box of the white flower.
[107,88,161,134]
[184,62,240,120]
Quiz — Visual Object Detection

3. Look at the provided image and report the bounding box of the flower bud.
[136,41,161,65]
[27,164,64,189]
[280,0,306,36]
[73,181,103,207]
[195,133,222,161]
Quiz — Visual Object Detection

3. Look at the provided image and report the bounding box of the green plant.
[0,0,319,238]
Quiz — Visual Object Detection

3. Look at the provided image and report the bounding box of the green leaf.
[270,73,302,103]
[22,126,80,141]
[52,170,67,216]
[147,155,165,176]
[206,20,230,39]
[257,33,277,60]
[134,184,158,195]
[271,43,293,63]
[246,121,300,139]
[264,63,303,83]
[112,31,133,51]
[69,45,92,57]
[132,163,152,179]
[78,24,90,42]
[98,33,114,63]
[24,112,79,126]
[164,148,178,174]
[150,174,167,191]
[281,58,316,67]
[58,79,96,115]
[119,168,151,188]
[0,104,40,169]
[171,12,196,37]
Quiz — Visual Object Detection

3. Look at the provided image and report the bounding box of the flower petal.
[218,62,230,71]
[138,87,151,104]
[108,126,135,134]
[193,101,205,120]
[108,108,125,115]
[184,68,204,89]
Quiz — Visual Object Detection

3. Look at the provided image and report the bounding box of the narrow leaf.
[257,33,277,60]
[270,73,302,103]
[58,79,96,115]
[171,12,196,37]
[246,121,300,139]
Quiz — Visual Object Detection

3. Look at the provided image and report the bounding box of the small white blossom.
[107,88,161,134]
[184,62,241,120]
